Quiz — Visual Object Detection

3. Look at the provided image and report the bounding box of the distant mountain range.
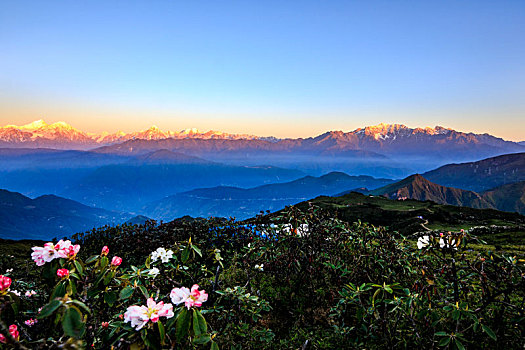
[144,172,394,220]
[0,189,135,240]
[369,174,525,215]
[1,120,523,177]
[94,123,523,160]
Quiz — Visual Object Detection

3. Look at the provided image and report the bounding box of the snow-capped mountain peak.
[19,119,48,130]
[180,128,201,135]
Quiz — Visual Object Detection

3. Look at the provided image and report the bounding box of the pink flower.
[0,275,12,292]
[0,324,19,343]
[9,325,19,341]
[170,284,208,309]
[124,298,174,330]
[31,246,46,266]
[66,244,80,259]
[189,284,208,308]
[101,246,109,256]
[24,290,37,298]
[24,319,37,326]
[31,240,78,265]
[56,268,69,278]
[111,256,122,267]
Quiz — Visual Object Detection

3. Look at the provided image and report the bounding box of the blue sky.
[1,1,524,140]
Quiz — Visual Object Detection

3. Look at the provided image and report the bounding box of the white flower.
[170,287,191,306]
[11,290,21,296]
[148,268,160,278]
[151,247,173,263]
[255,264,264,271]
[417,236,430,249]
[439,237,459,250]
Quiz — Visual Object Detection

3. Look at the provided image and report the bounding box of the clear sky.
[1,1,524,140]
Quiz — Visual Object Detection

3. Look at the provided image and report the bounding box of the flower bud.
[111,256,122,266]
[101,246,109,256]
[56,268,69,278]
[0,275,12,292]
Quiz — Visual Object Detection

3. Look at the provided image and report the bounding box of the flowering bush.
[0,237,220,349]
[0,207,523,349]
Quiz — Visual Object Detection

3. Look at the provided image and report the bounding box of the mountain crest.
[369,174,490,207]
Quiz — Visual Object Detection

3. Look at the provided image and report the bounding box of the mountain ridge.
[0,189,133,240]
[144,171,394,220]
[1,120,522,158]
[369,174,525,215]
[423,152,525,192]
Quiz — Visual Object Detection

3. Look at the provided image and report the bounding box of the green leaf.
[181,247,190,263]
[69,272,80,280]
[103,270,114,285]
[73,260,84,276]
[104,291,117,306]
[100,256,109,269]
[210,341,219,350]
[191,245,202,257]
[452,310,461,321]
[85,255,99,264]
[94,271,107,286]
[481,324,497,341]
[434,331,448,336]
[372,288,381,306]
[71,300,90,314]
[145,255,151,269]
[51,281,67,300]
[439,337,451,346]
[176,308,190,343]
[62,306,85,338]
[454,339,465,350]
[119,286,134,300]
[192,309,208,336]
[193,334,211,345]
[10,299,19,315]
[158,320,165,344]
[139,285,149,299]
[384,286,393,294]
[68,279,77,296]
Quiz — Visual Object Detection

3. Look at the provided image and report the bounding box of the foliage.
[0,205,524,349]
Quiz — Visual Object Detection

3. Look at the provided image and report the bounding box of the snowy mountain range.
[0,119,275,149]
[0,121,523,165]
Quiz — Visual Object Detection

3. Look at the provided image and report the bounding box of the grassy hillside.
[279,191,525,237]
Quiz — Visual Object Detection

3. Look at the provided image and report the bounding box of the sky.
[1,1,524,140]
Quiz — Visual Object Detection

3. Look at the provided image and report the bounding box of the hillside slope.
[369,174,492,208]
[423,152,525,192]
[482,181,525,214]
[0,189,132,240]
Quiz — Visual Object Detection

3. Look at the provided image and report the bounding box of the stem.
[451,257,459,303]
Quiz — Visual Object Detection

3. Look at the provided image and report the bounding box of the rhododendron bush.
[0,238,220,349]
[0,206,524,349]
